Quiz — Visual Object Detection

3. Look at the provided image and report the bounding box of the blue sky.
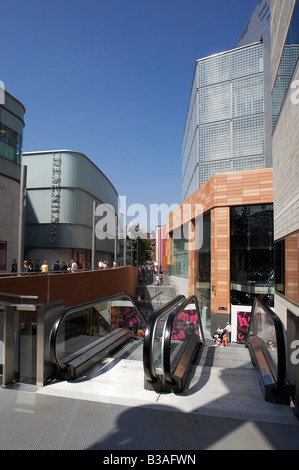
[1,0,258,231]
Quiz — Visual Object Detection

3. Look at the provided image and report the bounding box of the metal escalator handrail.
[163,295,205,385]
[50,292,147,371]
[143,295,186,382]
[246,297,287,394]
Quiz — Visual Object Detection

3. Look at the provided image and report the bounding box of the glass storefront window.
[231,204,274,306]
[197,213,211,329]
[172,225,189,278]
[275,239,285,295]
[275,233,299,305]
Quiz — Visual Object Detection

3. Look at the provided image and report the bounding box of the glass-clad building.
[0,90,26,272]
[182,42,265,201]
[272,0,299,128]
[0,91,24,165]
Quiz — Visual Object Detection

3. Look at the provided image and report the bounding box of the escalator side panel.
[67,329,136,380]
[50,293,146,380]
[172,335,201,392]
[144,295,205,393]
[143,295,185,383]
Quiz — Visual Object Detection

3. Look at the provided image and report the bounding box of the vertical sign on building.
[50,152,61,244]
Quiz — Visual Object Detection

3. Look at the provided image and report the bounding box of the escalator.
[246,297,290,404]
[143,294,290,403]
[50,293,147,380]
[49,291,290,405]
[144,295,205,393]
[49,292,204,391]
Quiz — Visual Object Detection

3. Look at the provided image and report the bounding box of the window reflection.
[172,225,189,278]
[197,213,211,329]
[275,233,299,305]
[231,205,274,306]
[0,122,23,164]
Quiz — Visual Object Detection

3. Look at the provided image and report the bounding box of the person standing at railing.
[52,259,60,272]
[23,260,29,274]
[11,259,17,273]
[70,260,78,272]
[60,261,68,272]
[41,260,48,274]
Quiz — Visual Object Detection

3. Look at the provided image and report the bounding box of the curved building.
[0,90,26,273]
[23,150,119,270]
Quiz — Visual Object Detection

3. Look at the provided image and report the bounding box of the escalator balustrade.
[144,295,205,393]
[50,293,147,380]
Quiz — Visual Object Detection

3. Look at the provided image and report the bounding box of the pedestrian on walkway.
[71,259,78,272]
[224,322,232,343]
[52,259,60,272]
[60,261,68,272]
[11,259,17,273]
[41,260,48,274]
[34,259,40,272]
[23,260,29,274]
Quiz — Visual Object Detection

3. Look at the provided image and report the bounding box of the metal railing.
[163,295,205,387]
[50,292,147,378]
[143,295,185,383]
[246,297,289,403]
[143,295,204,392]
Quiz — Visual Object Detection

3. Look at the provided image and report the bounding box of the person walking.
[224,322,232,343]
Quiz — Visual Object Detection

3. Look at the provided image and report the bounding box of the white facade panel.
[23,150,119,267]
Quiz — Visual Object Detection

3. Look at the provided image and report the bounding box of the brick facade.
[166,168,273,318]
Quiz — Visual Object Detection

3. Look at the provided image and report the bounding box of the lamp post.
[91,201,96,269]
[136,225,139,268]
[127,223,139,266]
[17,164,27,275]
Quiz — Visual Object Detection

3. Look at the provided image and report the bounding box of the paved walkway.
[1,276,299,451]
[1,334,299,450]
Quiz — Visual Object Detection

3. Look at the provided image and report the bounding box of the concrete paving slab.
[37,354,298,427]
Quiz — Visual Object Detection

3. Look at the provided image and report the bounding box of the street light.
[127,223,139,267]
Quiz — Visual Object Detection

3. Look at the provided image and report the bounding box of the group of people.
[213,322,232,347]
[11,258,81,274]
[135,291,147,305]
[41,259,80,273]
[98,259,116,269]
[12,257,118,274]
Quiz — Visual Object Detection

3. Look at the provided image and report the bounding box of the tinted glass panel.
[231,205,274,305]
